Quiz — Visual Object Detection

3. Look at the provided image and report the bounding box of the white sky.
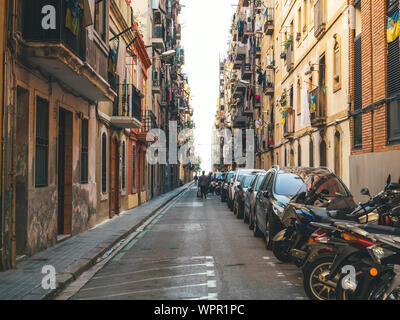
[180,0,236,173]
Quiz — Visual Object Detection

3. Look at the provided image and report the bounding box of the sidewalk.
[0,183,192,300]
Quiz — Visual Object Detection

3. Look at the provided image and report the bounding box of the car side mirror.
[248,187,253,193]
[238,185,243,190]
[360,188,371,198]
[263,191,270,198]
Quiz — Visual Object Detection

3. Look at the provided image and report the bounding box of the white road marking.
[80,272,209,292]
[207,280,217,288]
[207,270,216,277]
[92,263,211,280]
[77,283,208,300]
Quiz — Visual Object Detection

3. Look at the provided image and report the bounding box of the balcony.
[255,86,262,108]
[233,80,247,99]
[242,22,253,44]
[233,45,247,69]
[264,8,274,36]
[111,84,143,129]
[283,111,295,138]
[242,64,253,80]
[309,87,327,127]
[263,69,274,96]
[152,24,164,49]
[142,109,158,132]
[314,0,326,39]
[152,70,161,94]
[22,0,114,102]
[233,112,248,128]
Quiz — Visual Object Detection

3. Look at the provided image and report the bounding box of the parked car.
[228,169,265,211]
[233,174,260,219]
[252,166,306,249]
[221,171,235,202]
[272,168,356,263]
[244,172,267,227]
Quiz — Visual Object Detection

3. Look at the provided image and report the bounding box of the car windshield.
[237,171,258,183]
[255,175,266,191]
[242,175,255,188]
[226,172,234,182]
[274,173,305,196]
[300,174,349,198]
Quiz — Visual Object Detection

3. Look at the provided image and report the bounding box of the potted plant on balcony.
[284,34,294,50]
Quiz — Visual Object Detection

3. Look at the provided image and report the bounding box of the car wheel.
[272,239,292,263]
[264,219,273,250]
[249,208,254,230]
[253,213,262,237]
[243,207,249,224]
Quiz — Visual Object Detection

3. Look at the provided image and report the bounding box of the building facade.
[349,0,400,201]
[0,0,194,271]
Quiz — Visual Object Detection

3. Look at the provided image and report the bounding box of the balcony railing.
[111,83,143,129]
[142,110,158,132]
[264,8,274,35]
[309,87,327,127]
[314,0,326,38]
[263,69,274,96]
[23,0,85,59]
[283,111,295,137]
[153,24,163,38]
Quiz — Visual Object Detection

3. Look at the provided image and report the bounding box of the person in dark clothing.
[194,174,198,185]
[198,171,209,199]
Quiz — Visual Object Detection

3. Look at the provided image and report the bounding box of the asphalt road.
[68,186,308,300]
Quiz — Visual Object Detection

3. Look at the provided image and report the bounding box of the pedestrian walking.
[198,171,209,199]
[194,173,198,186]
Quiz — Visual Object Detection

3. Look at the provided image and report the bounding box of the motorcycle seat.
[360,224,400,236]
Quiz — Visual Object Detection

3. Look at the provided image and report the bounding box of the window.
[320,140,327,167]
[101,133,107,193]
[309,139,314,167]
[95,0,107,41]
[132,145,136,193]
[333,35,341,91]
[35,96,49,187]
[388,99,400,143]
[122,141,126,189]
[298,143,302,166]
[303,0,308,33]
[81,119,88,184]
[297,7,302,41]
[354,34,362,149]
[274,173,304,196]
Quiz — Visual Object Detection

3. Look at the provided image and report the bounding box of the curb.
[42,182,194,300]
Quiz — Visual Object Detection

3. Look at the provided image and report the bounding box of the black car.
[252,166,312,249]
[221,171,235,202]
[233,174,258,219]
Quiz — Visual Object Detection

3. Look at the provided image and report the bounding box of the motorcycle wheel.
[303,256,337,300]
[272,240,292,263]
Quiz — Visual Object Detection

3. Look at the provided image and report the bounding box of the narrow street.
[67,186,307,300]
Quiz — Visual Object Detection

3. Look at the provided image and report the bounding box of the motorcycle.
[302,205,400,300]
[272,175,400,267]
[215,179,222,196]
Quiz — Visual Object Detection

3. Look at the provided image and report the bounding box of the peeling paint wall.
[15,65,98,257]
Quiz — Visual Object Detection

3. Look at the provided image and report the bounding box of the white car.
[228,169,265,211]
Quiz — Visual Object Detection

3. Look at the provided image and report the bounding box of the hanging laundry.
[300,87,310,128]
[108,48,117,74]
[387,9,400,43]
[310,94,317,114]
[66,0,80,36]
[281,111,287,125]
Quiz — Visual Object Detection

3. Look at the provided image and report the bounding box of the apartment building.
[349,0,400,200]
